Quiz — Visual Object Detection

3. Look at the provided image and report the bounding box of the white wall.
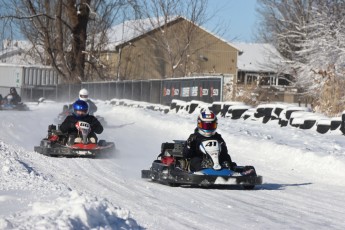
[0,64,23,96]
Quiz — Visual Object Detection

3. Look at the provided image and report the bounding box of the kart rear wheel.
[168,182,180,187]
[98,140,107,146]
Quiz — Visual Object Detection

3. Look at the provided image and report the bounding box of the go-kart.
[141,140,262,189]
[34,121,115,158]
[0,102,29,111]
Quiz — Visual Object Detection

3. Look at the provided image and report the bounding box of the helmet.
[7,95,13,103]
[73,100,89,117]
[79,88,89,101]
[197,108,217,137]
[10,87,16,94]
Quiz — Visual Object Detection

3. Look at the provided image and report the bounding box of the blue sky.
[204,0,258,42]
[1,0,258,43]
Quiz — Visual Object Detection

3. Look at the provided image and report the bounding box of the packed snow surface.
[1,101,345,229]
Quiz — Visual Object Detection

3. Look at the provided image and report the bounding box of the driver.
[5,87,21,105]
[182,108,234,172]
[78,88,97,115]
[60,99,103,144]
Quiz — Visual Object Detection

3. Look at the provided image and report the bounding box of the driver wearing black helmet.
[5,87,21,105]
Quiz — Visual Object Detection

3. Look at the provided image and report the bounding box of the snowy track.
[1,101,345,229]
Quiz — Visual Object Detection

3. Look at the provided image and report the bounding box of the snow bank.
[0,141,141,229]
[0,190,140,229]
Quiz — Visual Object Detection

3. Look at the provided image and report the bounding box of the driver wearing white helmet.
[6,95,13,104]
[78,88,97,115]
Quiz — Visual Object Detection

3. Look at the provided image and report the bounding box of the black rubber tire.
[243,185,255,190]
[168,182,180,187]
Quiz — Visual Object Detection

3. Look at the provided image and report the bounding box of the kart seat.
[160,141,184,158]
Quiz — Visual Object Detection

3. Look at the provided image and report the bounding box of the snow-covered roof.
[0,47,24,59]
[0,40,41,65]
[106,16,241,51]
[235,42,285,72]
[106,16,187,50]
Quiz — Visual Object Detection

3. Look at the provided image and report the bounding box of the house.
[234,42,297,103]
[99,17,297,103]
[101,16,241,82]
[235,42,293,87]
[0,20,298,103]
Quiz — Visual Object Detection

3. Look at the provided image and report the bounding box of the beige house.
[100,16,240,81]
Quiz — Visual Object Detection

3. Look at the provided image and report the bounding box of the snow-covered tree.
[257,0,345,115]
[0,0,140,82]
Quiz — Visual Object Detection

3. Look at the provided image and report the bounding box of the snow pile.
[0,141,141,229]
[1,190,139,229]
[0,142,57,191]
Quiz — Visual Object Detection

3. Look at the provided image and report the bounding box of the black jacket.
[183,128,232,163]
[60,114,103,138]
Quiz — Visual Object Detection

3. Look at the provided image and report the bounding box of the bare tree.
[0,0,138,83]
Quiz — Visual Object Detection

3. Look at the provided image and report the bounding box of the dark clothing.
[86,99,97,115]
[5,93,21,105]
[183,128,232,171]
[60,114,103,141]
[341,113,345,135]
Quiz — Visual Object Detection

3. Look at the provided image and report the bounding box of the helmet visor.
[76,109,87,113]
[75,109,88,117]
[198,121,217,130]
[80,95,88,99]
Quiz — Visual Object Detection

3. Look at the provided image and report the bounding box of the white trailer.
[0,63,59,99]
[0,64,23,96]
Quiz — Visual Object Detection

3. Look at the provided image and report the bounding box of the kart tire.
[98,140,106,146]
[243,185,255,190]
[168,182,180,187]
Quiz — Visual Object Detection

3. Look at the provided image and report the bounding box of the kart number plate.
[214,177,237,185]
[77,151,91,155]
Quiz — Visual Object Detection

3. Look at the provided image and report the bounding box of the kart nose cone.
[213,164,221,170]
